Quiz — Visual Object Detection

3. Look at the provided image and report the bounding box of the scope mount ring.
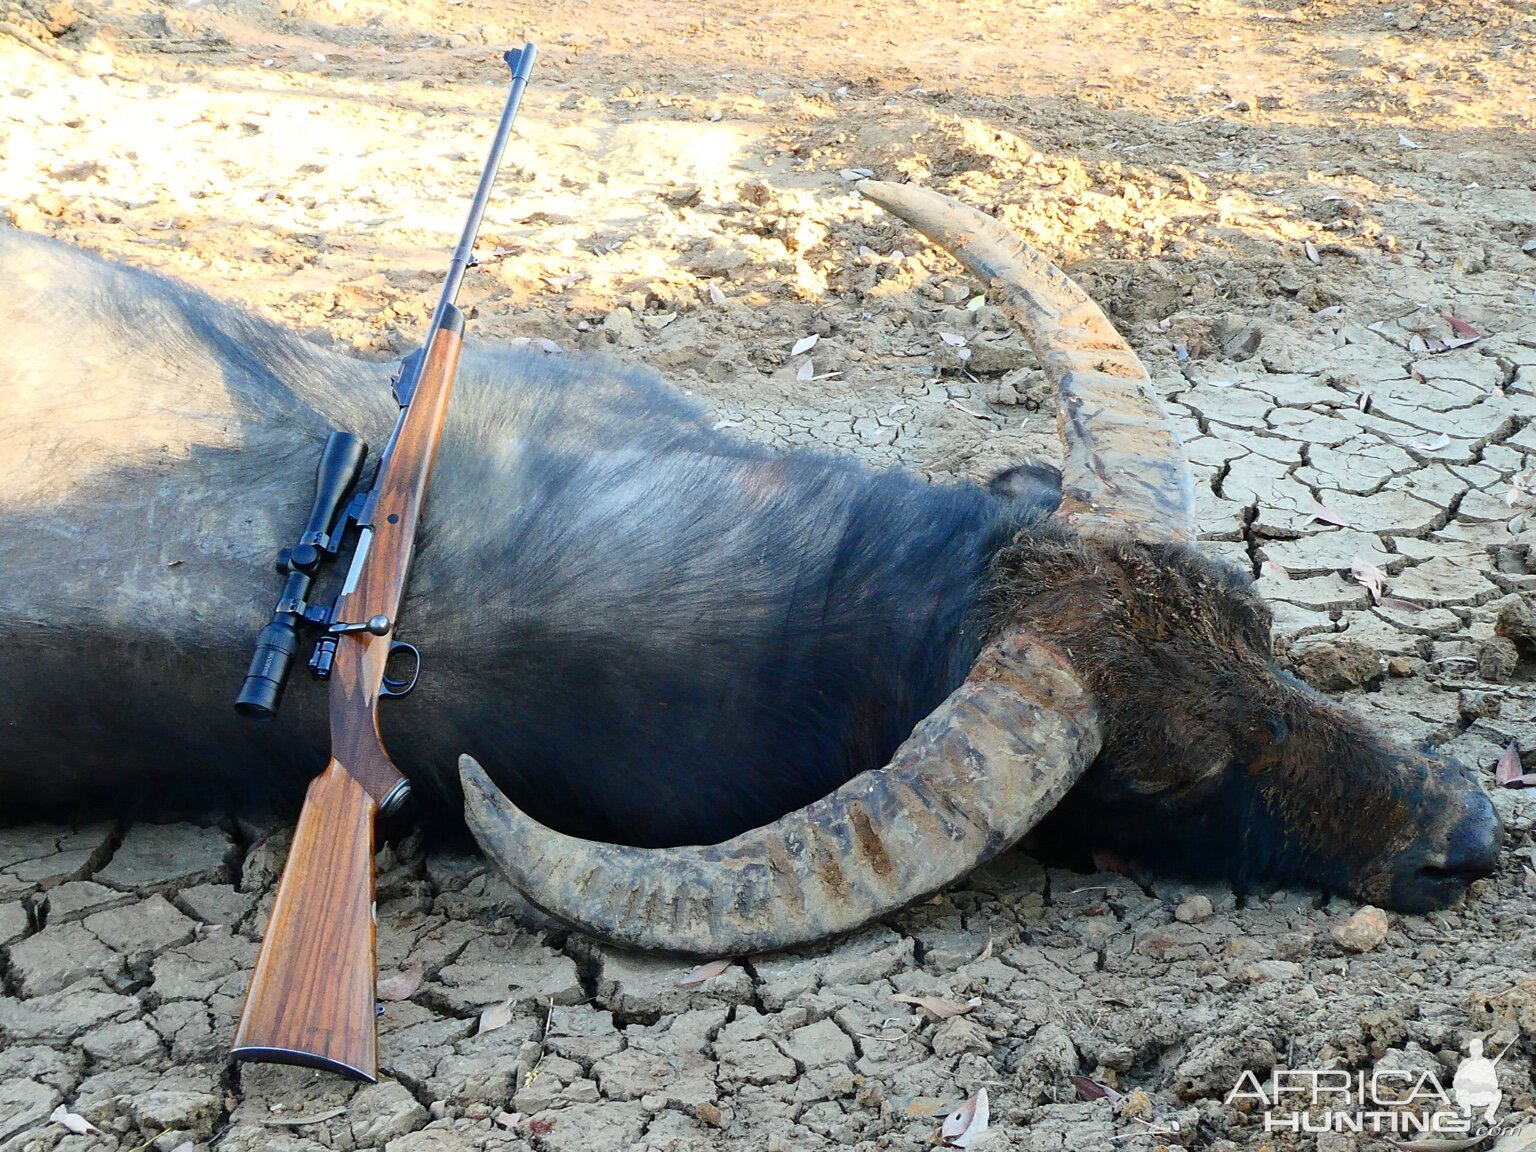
[381,641,421,698]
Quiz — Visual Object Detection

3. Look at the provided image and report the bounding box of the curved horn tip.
[453,633,1101,959]
[856,177,1198,544]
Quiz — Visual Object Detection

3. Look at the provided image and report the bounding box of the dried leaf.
[1445,314,1482,339]
[797,359,815,382]
[1307,499,1352,527]
[941,1088,989,1148]
[890,994,974,1019]
[1070,1075,1123,1103]
[1412,432,1451,452]
[791,333,819,355]
[478,999,515,1035]
[680,959,732,986]
[377,964,423,1002]
[1350,557,1390,603]
[1497,741,1526,787]
[937,330,968,347]
[50,1107,99,1136]
[1304,239,1320,264]
[529,1117,557,1135]
[494,1111,523,1130]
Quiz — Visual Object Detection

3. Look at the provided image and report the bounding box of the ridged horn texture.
[857,179,1197,544]
[461,633,1101,955]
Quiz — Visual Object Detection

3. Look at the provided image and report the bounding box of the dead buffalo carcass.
[0,182,1500,957]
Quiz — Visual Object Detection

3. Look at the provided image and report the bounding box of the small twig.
[849,1024,921,1042]
[261,1106,348,1127]
[524,999,556,1085]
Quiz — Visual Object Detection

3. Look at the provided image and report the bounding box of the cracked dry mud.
[2,0,1535,1148]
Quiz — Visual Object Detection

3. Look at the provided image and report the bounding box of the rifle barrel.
[428,44,538,335]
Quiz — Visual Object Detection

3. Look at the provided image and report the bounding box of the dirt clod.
[1292,639,1382,692]
[1480,636,1521,683]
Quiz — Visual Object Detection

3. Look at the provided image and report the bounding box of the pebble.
[1331,906,1390,952]
[1175,894,1214,924]
[1120,1088,1154,1121]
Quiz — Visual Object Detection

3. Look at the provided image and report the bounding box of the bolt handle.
[331,614,392,637]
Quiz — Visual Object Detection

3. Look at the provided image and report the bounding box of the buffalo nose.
[1419,792,1505,890]
[1390,786,1503,913]
[1433,790,1502,879]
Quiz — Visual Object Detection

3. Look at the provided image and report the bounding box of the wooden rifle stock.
[232,45,534,1081]
[231,761,383,1078]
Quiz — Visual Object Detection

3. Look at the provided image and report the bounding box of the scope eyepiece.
[235,619,301,719]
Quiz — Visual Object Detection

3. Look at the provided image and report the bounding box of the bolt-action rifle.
[229,44,537,1081]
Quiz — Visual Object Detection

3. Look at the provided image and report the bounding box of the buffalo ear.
[988,460,1062,511]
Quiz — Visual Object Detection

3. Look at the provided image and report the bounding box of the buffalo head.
[459,181,1500,954]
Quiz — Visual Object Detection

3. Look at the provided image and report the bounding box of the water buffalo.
[0,181,1501,957]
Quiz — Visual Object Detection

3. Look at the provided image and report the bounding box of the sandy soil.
[2,0,1535,1148]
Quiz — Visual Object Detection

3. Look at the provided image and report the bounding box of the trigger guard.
[381,641,421,698]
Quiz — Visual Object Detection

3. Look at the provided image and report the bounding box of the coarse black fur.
[0,227,1499,911]
[0,228,1059,850]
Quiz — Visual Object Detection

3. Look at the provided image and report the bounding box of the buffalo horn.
[461,632,1100,955]
[857,179,1197,543]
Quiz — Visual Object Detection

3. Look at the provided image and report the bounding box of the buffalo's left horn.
[857,179,1197,544]
[461,632,1100,955]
